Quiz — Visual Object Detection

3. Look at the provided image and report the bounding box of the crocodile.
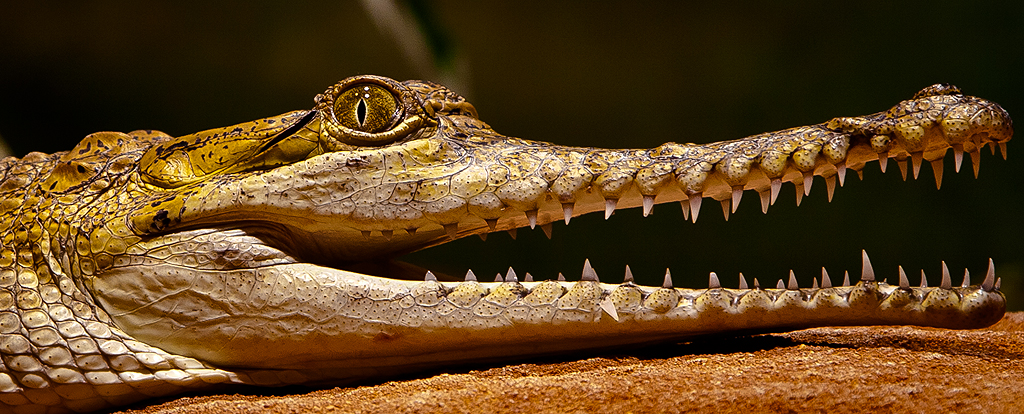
[0,76,1011,413]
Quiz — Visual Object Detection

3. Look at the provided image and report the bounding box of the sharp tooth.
[541,223,552,239]
[878,152,889,173]
[493,273,503,283]
[953,144,964,172]
[507,228,517,240]
[940,261,952,289]
[897,159,908,181]
[562,203,574,225]
[825,175,836,202]
[709,272,721,289]
[506,268,519,282]
[961,268,971,288]
[424,271,437,282]
[931,159,944,189]
[739,273,748,289]
[381,230,393,241]
[465,269,477,282]
[821,268,832,289]
[920,270,928,288]
[999,142,1008,160]
[787,271,798,290]
[861,250,875,282]
[970,150,981,178]
[581,259,599,282]
[753,278,761,289]
[731,186,743,213]
[478,233,487,241]
[406,227,417,235]
[802,171,813,196]
[776,279,786,289]
[856,168,864,181]
[983,258,996,291]
[662,269,673,288]
[812,277,819,289]
[898,266,909,288]
[643,195,655,217]
[485,219,498,232]
[526,210,538,229]
[911,152,923,179]
[557,273,566,282]
[361,230,371,240]
[444,223,458,239]
[524,272,534,283]
[989,141,997,155]
[604,199,617,220]
[599,297,620,322]
[842,271,851,287]
[837,161,847,187]
[680,201,691,221]
[624,265,635,283]
[688,194,703,223]
[758,189,770,214]
[720,199,730,221]
[996,277,1002,290]
[794,181,804,206]
[770,178,781,205]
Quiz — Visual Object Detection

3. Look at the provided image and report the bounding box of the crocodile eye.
[334,84,399,133]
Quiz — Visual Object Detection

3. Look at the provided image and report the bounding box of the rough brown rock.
[117,313,1024,414]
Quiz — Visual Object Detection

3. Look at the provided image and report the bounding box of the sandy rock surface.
[116,313,1024,414]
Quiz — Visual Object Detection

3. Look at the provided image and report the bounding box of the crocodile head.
[63,75,1010,370]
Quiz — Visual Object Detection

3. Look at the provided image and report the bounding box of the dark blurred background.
[1,1,1021,310]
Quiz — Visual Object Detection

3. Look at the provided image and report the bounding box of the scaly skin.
[0,77,1011,413]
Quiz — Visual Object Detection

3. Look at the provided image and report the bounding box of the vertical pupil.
[356,98,368,126]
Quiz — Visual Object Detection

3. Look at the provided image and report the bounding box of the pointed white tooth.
[689,193,702,223]
[825,175,836,202]
[802,171,813,196]
[720,199,730,221]
[897,158,908,181]
[837,161,847,187]
[983,258,995,291]
[557,272,566,282]
[812,277,819,289]
[524,272,534,282]
[624,265,635,283]
[599,297,620,322]
[526,210,538,229]
[758,189,770,214]
[662,269,673,288]
[709,272,721,289]
[787,270,798,290]
[381,230,393,241]
[604,199,617,220]
[739,273,748,289]
[961,268,970,288]
[996,277,1002,290]
[507,228,517,240]
[753,278,761,289]
[680,201,691,221]
[776,279,786,289]
[821,268,832,289]
[444,223,458,239]
[425,271,437,282]
[485,218,498,232]
[506,267,518,282]
[911,152,923,179]
[731,186,743,213]
[541,223,553,239]
[861,250,875,282]
[843,271,851,287]
[478,233,487,241]
[878,152,889,173]
[562,203,574,225]
[898,266,909,288]
[494,274,503,282]
[970,150,981,178]
[581,259,599,282]
[794,181,804,206]
[770,178,781,204]
[920,270,928,288]
[931,159,944,189]
[940,261,951,289]
[953,144,964,173]
[999,142,1008,160]
[642,195,655,217]
[465,269,477,282]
